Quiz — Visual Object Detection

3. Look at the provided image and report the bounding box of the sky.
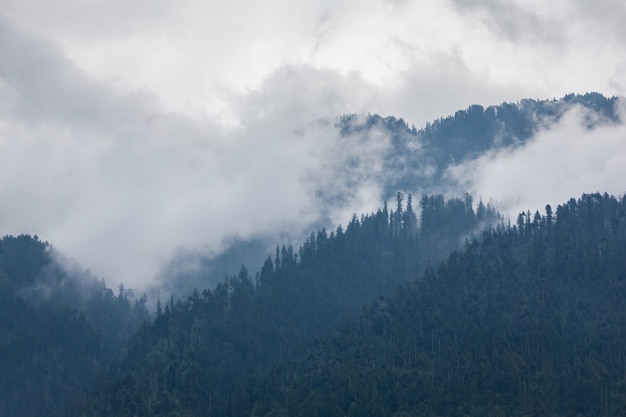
[1,0,625,289]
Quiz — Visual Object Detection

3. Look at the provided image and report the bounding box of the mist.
[446,100,626,219]
[0,18,404,290]
[1,5,626,293]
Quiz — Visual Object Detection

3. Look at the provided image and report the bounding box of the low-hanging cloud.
[5,0,625,123]
[446,101,626,219]
[2,0,626,293]
[0,18,402,290]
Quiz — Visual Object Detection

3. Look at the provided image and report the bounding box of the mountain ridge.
[0,92,623,416]
[165,92,621,297]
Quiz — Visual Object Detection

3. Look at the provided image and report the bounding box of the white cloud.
[4,0,624,124]
[446,101,626,218]
[0,0,625,291]
[0,18,399,289]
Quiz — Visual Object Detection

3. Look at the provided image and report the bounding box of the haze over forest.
[2,2,626,416]
[2,1,626,291]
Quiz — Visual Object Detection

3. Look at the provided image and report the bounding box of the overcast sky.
[1,0,625,289]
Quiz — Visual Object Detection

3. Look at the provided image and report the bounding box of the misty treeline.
[0,92,622,417]
[0,193,495,417]
[67,193,501,416]
[250,192,626,417]
[148,92,619,295]
[74,192,626,417]
[335,92,620,196]
[0,235,149,416]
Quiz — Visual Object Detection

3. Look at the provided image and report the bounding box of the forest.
[165,92,620,291]
[0,235,149,416]
[254,193,626,417]
[0,93,624,417]
[64,192,626,417]
[334,92,621,196]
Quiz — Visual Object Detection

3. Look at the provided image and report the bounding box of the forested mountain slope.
[1,93,622,417]
[0,235,148,416]
[177,93,620,292]
[72,195,500,416]
[254,193,626,417]
[336,92,620,195]
[74,192,626,417]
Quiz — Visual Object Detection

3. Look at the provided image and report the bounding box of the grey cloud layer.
[1,0,625,291]
[6,0,623,121]
[0,18,398,289]
[446,102,626,218]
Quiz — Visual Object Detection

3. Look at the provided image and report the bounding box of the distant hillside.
[0,235,148,416]
[71,195,501,416]
[73,192,626,417]
[166,93,621,296]
[2,93,622,417]
[254,192,626,417]
[336,92,620,197]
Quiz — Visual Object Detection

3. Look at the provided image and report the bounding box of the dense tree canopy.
[0,235,148,416]
[255,193,626,417]
[1,93,623,417]
[338,93,620,195]
[67,192,626,417]
[69,194,499,416]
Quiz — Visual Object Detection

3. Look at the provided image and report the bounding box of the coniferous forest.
[59,192,626,417]
[0,236,149,416]
[0,95,625,417]
[253,193,626,417]
[69,193,498,416]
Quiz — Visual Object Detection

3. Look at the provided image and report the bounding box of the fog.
[1,1,625,291]
[0,18,402,289]
[447,101,626,219]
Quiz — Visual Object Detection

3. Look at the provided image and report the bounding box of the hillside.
[0,93,622,416]
[336,92,620,196]
[70,191,626,417]
[253,193,626,416]
[71,194,500,416]
[0,236,148,416]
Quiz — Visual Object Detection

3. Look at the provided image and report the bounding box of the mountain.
[0,93,622,416]
[0,235,149,416]
[79,192,626,417]
[168,92,621,294]
[335,92,620,197]
[71,194,500,416]
[253,193,626,417]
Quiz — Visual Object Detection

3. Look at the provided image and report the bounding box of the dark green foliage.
[337,93,620,195]
[257,192,626,417]
[0,235,148,416]
[76,195,498,417]
[419,92,619,172]
[23,92,620,416]
[154,93,619,306]
[73,192,626,417]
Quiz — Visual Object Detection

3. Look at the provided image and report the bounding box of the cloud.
[448,0,564,44]
[446,100,626,218]
[1,0,626,293]
[0,18,399,290]
[5,0,623,123]
[448,0,626,47]
[445,0,626,97]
